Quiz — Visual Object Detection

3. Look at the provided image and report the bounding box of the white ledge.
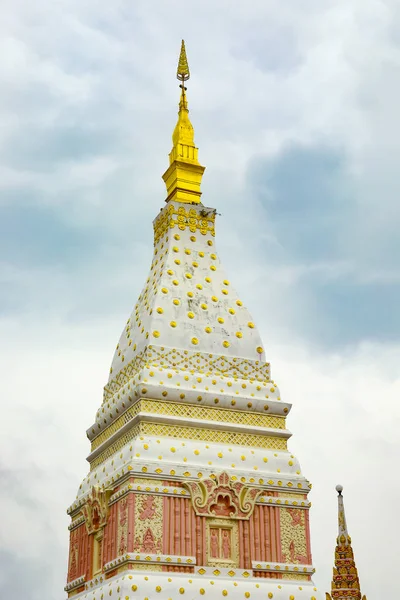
[109,482,190,504]
[252,560,315,574]
[87,411,291,463]
[257,496,311,508]
[64,575,85,592]
[68,515,86,530]
[104,552,196,571]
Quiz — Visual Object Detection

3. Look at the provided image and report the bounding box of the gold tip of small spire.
[177,39,190,83]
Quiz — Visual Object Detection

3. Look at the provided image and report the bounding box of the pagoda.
[65,41,324,600]
[326,486,367,600]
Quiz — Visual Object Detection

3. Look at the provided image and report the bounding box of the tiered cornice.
[326,486,367,600]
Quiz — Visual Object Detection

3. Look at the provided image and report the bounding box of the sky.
[1,0,399,598]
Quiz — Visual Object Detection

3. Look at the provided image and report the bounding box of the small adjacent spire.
[162,40,205,204]
[326,486,367,600]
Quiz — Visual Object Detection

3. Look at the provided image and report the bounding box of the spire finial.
[162,40,205,204]
[326,485,367,600]
[177,40,190,83]
[336,484,350,544]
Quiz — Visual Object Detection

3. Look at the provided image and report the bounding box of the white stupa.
[65,41,323,600]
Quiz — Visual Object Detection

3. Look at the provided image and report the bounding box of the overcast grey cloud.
[1,1,399,598]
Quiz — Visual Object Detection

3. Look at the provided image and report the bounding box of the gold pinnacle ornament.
[177,39,190,82]
[162,40,205,203]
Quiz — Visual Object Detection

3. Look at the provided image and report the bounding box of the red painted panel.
[127,493,135,552]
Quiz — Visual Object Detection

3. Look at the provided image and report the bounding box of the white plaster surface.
[72,435,308,507]
[110,200,266,378]
[89,362,287,438]
[88,201,289,439]
[71,571,324,600]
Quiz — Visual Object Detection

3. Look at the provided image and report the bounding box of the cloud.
[250,145,351,260]
[244,143,400,347]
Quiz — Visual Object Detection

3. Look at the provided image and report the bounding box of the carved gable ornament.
[184,471,262,520]
[82,486,110,534]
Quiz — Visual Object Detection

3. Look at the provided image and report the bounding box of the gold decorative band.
[153,204,215,244]
[103,345,271,404]
[91,399,286,452]
[90,421,287,470]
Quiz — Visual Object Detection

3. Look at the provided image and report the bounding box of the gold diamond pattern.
[103,345,270,403]
[90,421,287,470]
[91,399,285,451]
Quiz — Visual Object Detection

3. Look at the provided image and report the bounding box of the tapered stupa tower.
[326,486,367,600]
[65,41,323,600]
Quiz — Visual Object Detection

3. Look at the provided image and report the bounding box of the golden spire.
[326,486,367,600]
[162,40,205,204]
